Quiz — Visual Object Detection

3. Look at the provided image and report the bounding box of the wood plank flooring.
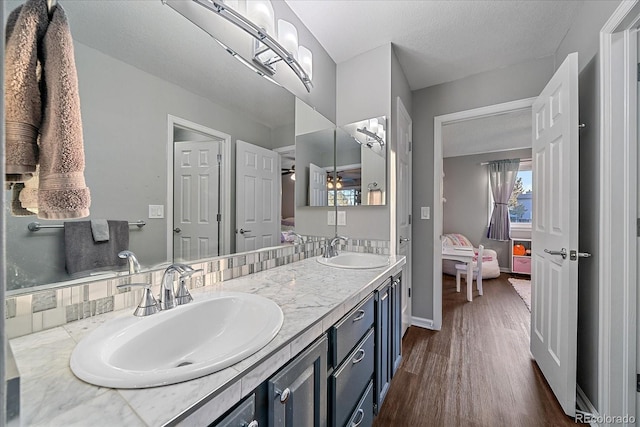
[373,273,583,427]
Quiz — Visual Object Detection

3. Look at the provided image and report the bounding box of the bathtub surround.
[5,237,389,339]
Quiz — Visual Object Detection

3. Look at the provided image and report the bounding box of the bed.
[441,233,501,279]
[281,217,296,243]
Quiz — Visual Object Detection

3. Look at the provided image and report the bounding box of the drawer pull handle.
[277,387,290,404]
[352,349,366,364]
[351,409,365,427]
[352,310,366,322]
[246,421,259,427]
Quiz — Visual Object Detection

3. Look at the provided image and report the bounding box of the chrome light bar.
[194,0,313,92]
[356,127,385,147]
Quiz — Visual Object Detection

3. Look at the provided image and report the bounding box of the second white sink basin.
[317,252,390,269]
[70,292,283,388]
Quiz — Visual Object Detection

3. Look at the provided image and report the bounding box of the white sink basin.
[70,292,283,388]
[317,253,390,269]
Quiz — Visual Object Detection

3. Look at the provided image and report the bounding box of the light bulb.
[369,118,379,135]
[247,0,274,35]
[298,45,312,80]
[278,19,299,60]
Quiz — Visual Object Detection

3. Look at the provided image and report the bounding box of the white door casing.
[173,140,221,262]
[308,163,327,206]
[396,97,412,336]
[236,140,280,252]
[530,52,579,417]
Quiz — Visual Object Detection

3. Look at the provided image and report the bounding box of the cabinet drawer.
[212,393,255,427]
[331,294,374,367]
[513,256,531,274]
[345,380,373,427]
[330,328,374,427]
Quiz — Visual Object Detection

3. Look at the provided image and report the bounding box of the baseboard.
[500,267,511,273]
[411,316,434,330]
[576,385,599,426]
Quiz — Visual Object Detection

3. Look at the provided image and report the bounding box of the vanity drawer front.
[346,380,374,427]
[330,328,375,427]
[331,294,374,366]
[213,393,255,427]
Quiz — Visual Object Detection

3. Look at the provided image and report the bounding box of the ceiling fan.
[282,165,295,176]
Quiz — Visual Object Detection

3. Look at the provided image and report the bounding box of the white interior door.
[530,52,579,417]
[236,140,280,252]
[308,163,327,206]
[173,140,221,262]
[397,97,412,336]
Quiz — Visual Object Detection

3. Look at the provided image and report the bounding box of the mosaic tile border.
[5,238,389,339]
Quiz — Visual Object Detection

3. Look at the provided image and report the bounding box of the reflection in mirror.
[5,1,296,292]
[335,117,387,206]
[294,99,335,208]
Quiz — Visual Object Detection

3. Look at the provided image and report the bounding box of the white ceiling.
[442,109,532,158]
[285,0,582,90]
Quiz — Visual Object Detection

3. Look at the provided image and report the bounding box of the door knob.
[544,248,567,259]
[238,228,252,235]
[399,236,410,243]
[173,228,181,233]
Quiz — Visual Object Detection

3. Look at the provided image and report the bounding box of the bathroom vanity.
[9,254,405,426]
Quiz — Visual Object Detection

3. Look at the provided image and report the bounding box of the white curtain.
[487,159,520,241]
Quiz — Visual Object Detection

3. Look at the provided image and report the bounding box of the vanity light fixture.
[195,0,313,92]
[356,124,385,148]
[213,38,281,87]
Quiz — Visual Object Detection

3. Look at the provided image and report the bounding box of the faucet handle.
[116,283,160,317]
[175,269,203,306]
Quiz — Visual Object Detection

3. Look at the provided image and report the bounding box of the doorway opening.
[166,115,231,262]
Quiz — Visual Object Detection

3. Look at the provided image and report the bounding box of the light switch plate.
[337,211,346,226]
[421,206,430,220]
[327,211,336,226]
[149,205,164,219]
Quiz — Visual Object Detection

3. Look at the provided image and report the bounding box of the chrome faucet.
[118,250,141,275]
[292,232,305,244]
[323,236,348,258]
[159,263,203,310]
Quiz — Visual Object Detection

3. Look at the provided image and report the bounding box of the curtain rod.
[480,158,532,166]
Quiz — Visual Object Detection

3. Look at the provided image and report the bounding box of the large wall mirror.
[294,99,335,208]
[335,117,387,206]
[5,1,299,292]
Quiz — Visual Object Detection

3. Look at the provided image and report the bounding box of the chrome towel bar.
[27,220,146,232]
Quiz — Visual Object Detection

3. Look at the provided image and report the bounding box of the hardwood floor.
[374,273,583,427]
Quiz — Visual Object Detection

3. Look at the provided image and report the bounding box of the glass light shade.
[298,45,313,80]
[368,118,379,134]
[278,19,299,60]
[221,0,241,12]
[247,0,275,35]
[290,173,295,181]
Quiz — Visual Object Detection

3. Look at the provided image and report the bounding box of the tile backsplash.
[5,237,389,339]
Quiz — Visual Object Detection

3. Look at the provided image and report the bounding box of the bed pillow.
[442,233,473,248]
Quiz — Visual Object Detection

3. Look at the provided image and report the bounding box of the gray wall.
[411,55,556,320]
[5,41,292,289]
[336,45,392,240]
[443,148,532,268]
[555,0,622,409]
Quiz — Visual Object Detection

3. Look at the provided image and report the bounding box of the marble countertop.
[10,254,405,426]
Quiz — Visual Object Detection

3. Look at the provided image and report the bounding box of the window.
[487,160,533,227]
[509,168,532,224]
[328,189,361,206]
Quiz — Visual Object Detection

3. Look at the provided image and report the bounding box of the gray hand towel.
[90,219,110,242]
[64,220,129,275]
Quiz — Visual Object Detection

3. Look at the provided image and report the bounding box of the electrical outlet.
[148,205,164,219]
[421,206,430,220]
[327,211,336,226]
[337,211,346,226]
